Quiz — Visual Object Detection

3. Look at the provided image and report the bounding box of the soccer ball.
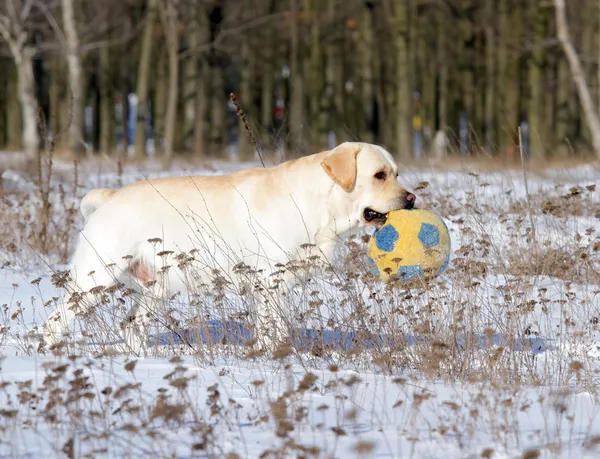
[367,209,451,282]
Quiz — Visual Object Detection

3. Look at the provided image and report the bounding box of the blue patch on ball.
[375,224,399,252]
[397,264,425,280]
[418,223,440,247]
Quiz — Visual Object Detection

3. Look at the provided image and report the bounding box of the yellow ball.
[367,209,451,282]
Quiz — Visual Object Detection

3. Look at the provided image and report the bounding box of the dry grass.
[1,153,600,457]
[1,353,595,458]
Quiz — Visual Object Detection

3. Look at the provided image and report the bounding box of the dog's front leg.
[251,242,338,353]
[250,266,305,353]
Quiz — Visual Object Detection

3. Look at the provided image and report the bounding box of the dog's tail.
[80,188,116,221]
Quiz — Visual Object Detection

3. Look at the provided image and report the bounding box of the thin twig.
[229,92,266,167]
[179,11,288,60]
[518,126,536,245]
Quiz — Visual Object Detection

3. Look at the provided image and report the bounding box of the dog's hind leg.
[253,250,334,352]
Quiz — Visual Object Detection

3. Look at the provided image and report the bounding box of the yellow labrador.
[43,142,415,352]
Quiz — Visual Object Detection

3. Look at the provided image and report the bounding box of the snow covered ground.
[1,156,600,458]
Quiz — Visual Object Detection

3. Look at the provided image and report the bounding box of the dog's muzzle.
[363,192,416,226]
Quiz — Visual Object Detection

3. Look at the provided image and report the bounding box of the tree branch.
[554,0,600,158]
[34,0,66,47]
[179,10,289,60]
[20,0,34,23]
[0,13,10,42]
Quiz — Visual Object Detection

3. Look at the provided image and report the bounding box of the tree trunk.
[484,0,496,151]
[182,6,204,154]
[192,9,209,157]
[554,0,600,158]
[459,0,474,155]
[182,58,194,153]
[153,46,167,152]
[119,79,129,156]
[99,45,114,154]
[358,3,374,144]
[61,0,84,157]
[372,10,383,145]
[499,0,521,160]
[209,65,226,156]
[497,0,509,154]
[556,54,570,143]
[237,3,254,161]
[0,61,5,148]
[0,20,39,160]
[159,0,179,160]
[597,0,600,112]
[6,62,22,151]
[579,3,595,148]
[237,38,253,160]
[260,22,274,150]
[436,7,448,131]
[134,0,157,158]
[15,50,39,159]
[417,12,437,158]
[174,83,185,153]
[90,78,100,152]
[288,0,304,156]
[528,0,545,160]
[390,0,412,160]
[49,57,62,150]
[194,58,208,156]
[303,0,322,147]
[318,0,338,147]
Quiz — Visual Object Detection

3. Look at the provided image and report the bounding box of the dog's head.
[321,142,415,228]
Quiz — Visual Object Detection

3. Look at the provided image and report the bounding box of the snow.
[1,158,600,458]
[1,355,599,458]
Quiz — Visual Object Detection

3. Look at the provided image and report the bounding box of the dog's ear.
[320,143,362,192]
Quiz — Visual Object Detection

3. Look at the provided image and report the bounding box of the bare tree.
[60,0,84,156]
[528,0,546,160]
[236,0,257,160]
[157,0,179,160]
[98,42,113,154]
[288,0,303,155]
[0,0,39,161]
[134,0,157,158]
[388,0,412,160]
[554,0,600,158]
[192,5,210,156]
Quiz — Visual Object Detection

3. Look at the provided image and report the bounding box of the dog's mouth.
[363,208,389,226]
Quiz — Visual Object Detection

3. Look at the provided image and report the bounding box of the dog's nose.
[404,193,416,209]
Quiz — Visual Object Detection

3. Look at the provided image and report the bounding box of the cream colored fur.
[43,142,414,353]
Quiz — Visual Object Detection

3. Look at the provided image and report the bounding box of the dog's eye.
[374,171,386,180]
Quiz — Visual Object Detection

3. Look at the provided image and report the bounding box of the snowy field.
[1,155,600,458]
